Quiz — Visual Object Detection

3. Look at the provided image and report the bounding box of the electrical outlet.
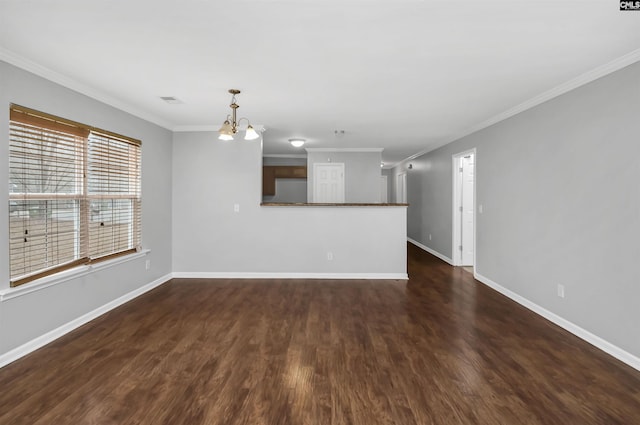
[145,260,151,270]
[429,234,432,241]
[557,284,565,298]
[234,203,240,213]
[327,251,333,261]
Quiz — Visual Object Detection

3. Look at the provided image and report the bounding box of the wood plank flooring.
[1,243,639,424]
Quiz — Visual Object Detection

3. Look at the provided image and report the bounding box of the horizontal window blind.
[87,132,141,260]
[8,105,142,287]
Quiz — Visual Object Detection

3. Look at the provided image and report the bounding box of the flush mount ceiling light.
[289,138,305,148]
[218,89,260,141]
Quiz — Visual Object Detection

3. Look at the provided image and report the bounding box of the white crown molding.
[396,48,640,166]
[0,47,175,130]
[474,272,640,373]
[172,125,220,132]
[172,124,265,132]
[305,148,384,153]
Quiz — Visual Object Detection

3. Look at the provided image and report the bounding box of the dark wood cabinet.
[262,166,307,196]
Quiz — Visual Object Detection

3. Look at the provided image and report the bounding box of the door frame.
[452,148,477,267]
[396,172,407,203]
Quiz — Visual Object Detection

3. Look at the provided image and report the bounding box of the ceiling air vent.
[160,96,183,104]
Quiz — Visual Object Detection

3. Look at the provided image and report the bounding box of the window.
[8,105,141,287]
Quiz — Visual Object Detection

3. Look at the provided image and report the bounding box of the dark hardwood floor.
[1,243,639,424]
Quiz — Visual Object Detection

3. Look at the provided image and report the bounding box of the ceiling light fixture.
[218,89,260,141]
[289,138,305,148]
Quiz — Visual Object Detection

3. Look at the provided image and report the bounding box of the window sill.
[0,249,151,302]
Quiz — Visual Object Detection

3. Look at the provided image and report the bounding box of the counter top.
[261,202,409,207]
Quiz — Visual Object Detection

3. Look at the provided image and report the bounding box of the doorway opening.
[452,149,476,268]
[380,175,388,203]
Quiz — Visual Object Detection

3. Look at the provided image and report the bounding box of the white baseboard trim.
[407,238,454,265]
[474,272,640,372]
[0,273,172,369]
[172,272,408,280]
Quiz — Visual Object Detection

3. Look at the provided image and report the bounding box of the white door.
[380,176,388,203]
[396,173,407,203]
[313,163,345,203]
[452,150,476,267]
[461,155,475,265]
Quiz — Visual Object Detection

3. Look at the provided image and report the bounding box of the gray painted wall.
[306,150,382,203]
[264,179,307,203]
[0,61,173,356]
[393,62,640,358]
[172,133,406,275]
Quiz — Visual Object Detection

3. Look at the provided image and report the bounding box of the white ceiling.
[1,1,639,166]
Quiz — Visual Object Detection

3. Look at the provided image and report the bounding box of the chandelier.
[218,89,260,141]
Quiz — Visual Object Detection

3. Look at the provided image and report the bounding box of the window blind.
[87,132,141,260]
[8,105,142,287]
